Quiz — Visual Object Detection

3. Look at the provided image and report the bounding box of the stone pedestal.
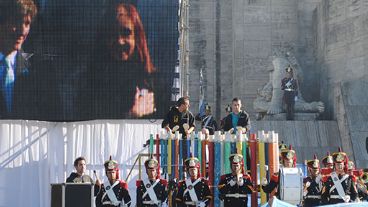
[261,113,320,121]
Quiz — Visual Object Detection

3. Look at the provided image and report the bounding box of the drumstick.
[93,170,99,180]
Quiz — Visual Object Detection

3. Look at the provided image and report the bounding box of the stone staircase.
[251,120,342,164]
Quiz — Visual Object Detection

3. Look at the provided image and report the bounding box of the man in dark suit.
[0,0,38,119]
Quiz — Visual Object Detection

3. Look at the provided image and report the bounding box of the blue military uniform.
[175,157,212,207]
[136,158,168,207]
[303,155,322,207]
[218,154,254,206]
[96,157,131,207]
[281,65,298,120]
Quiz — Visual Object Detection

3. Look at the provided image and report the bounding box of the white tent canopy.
[0,119,162,207]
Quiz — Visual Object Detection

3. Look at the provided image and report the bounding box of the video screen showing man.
[0,0,38,119]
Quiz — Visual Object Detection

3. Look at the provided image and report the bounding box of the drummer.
[262,145,297,198]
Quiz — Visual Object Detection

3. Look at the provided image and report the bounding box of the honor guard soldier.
[281,65,298,120]
[218,154,254,206]
[303,154,322,207]
[262,145,297,198]
[321,151,334,180]
[195,104,218,136]
[321,148,358,204]
[96,156,131,207]
[176,157,212,207]
[322,152,334,169]
[136,157,168,207]
[358,170,368,202]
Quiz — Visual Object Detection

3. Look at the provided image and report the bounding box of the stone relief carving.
[254,46,324,120]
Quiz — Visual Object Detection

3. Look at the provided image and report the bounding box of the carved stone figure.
[254,47,324,120]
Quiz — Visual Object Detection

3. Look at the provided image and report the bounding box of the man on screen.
[0,0,38,119]
[87,1,157,119]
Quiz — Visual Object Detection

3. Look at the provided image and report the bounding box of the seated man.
[218,154,254,206]
[176,157,212,207]
[96,156,131,207]
[136,157,168,206]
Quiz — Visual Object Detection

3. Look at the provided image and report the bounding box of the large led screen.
[0,0,179,121]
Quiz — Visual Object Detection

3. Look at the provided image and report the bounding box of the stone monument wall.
[188,0,322,120]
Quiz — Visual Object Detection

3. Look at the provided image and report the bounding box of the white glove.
[343,195,350,203]
[315,174,322,184]
[229,179,236,186]
[172,125,179,132]
[196,201,206,207]
[262,178,268,186]
[237,179,244,186]
[305,181,311,188]
[294,96,298,101]
[237,174,244,186]
[161,202,168,207]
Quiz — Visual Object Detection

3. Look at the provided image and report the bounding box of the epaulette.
[160,179,168,186]
[303,177,311,183]
[136,180,143,187]
[321,175,329,183]
[351,175,357,182]
[243,174,251,180]
[202,178,209,185]
[178,180,185,188]
[270,174,279,182]
[120,180,128,189]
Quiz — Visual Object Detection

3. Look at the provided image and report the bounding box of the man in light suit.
[0,0,38,119]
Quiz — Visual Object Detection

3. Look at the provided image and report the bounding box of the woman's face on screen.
[109,5,136,62]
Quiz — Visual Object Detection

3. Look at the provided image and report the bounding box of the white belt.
[285,88,295,91]
[185,201,197,205]
[330,195,343,199]
[102,201,120,206]
[143,200,161,205]
[225,193,247,198]
[306,195,321,199]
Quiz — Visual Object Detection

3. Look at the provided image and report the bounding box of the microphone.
[93,170,99,180]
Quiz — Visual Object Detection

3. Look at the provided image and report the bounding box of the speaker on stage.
[51,183,95,207]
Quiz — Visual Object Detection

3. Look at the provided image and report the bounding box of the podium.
[51,183,94,207]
